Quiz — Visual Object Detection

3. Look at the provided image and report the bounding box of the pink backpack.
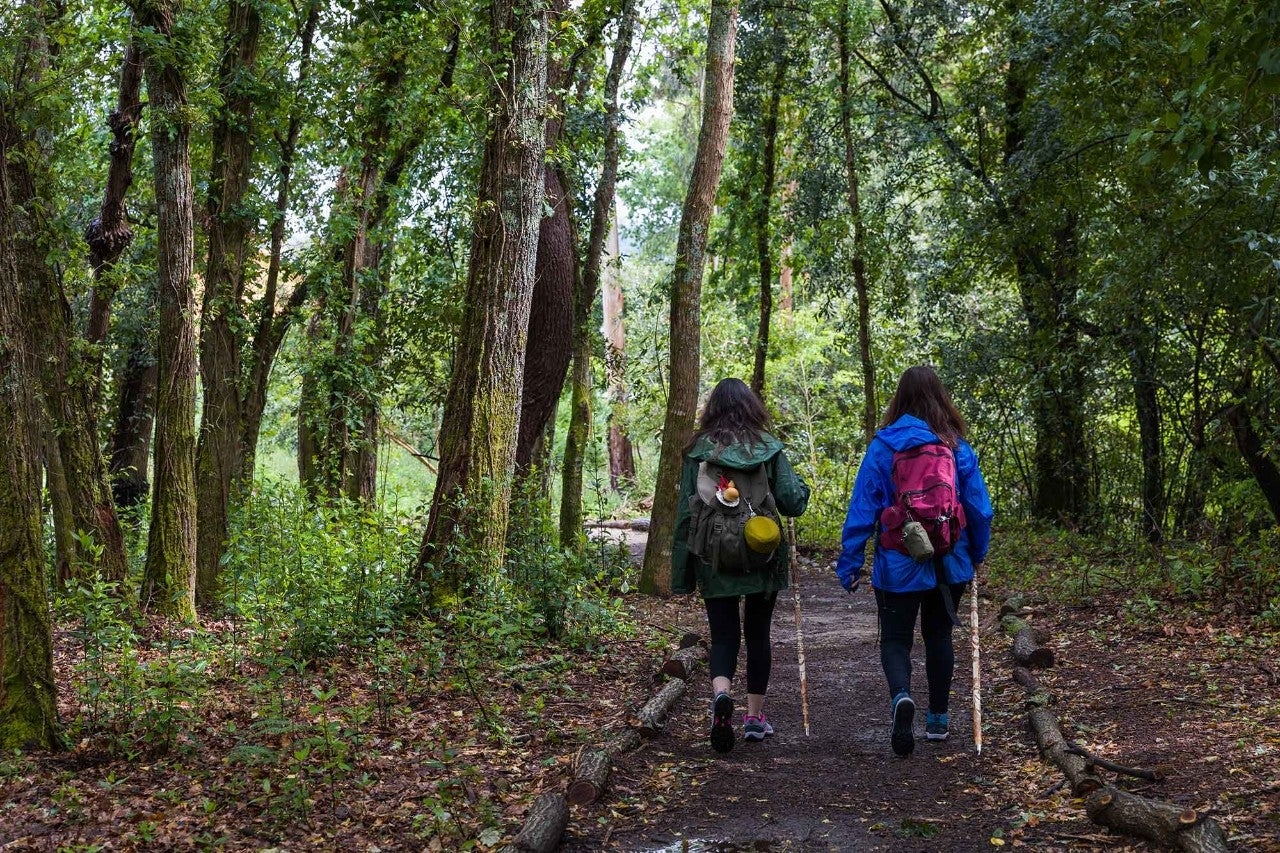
[878,442,967,560]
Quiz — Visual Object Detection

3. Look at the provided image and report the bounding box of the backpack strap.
[932,555,960,627]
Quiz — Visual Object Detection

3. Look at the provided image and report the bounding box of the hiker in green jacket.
[672,378,811,753]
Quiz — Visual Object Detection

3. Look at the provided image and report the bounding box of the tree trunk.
[519,164,575,479]
[0,5,61,747]
[1003,18,1092,529]
[343,27,460,503]
[137,0,198,622]
[1226,393,1280,526]
[603,214,636,489]
[751,24,784,399]
[43,429,75,586]
[415,0,549,593]
[196,0,262,607]
[639,0,740,596]
[109,344,157,510]
[29,276,129,583]
[239,1,320,485]
[84,36,144,355]
[5,6,129,585]
[838,0,877,444]
[1124,308,1165,542]
[560,0,637,540]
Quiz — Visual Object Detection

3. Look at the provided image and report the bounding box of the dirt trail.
[564,553,1007,852]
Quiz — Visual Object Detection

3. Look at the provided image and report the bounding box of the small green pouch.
[902,520,935,562]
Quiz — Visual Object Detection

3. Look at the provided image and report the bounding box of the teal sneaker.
[710,692,734,754]
[925,711,949,741]
[891,692,915,757]
[743,714,774,742]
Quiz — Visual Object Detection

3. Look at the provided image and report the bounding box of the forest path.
[564,550,1008,852]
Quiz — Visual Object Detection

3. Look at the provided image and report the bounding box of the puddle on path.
[643,842,780,853]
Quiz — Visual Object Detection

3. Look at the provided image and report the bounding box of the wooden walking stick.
[970,574,983,754]
[787,519,811,737]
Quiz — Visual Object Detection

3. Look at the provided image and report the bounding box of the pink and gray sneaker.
[743,714,774,741]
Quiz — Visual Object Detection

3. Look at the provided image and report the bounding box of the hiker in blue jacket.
[835,365,993,757]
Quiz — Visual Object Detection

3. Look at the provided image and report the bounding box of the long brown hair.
[879,365,968,448]
[686,378,772,452]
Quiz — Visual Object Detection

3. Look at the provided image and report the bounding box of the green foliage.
[223,479,420,661]
[58,580,207,757]
[986,520,1280,627]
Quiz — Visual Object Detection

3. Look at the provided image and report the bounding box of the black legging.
[875,583,969,714]
[705,592,778,694]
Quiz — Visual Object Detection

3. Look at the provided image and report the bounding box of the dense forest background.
[2,0,1279,845]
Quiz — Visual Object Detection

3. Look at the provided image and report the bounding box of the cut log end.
[507,792,569,853]
[658,644,706,681]
[566,750,611,806]
[1013,626,1056,669]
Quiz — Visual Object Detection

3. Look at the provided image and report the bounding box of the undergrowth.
[985,519,1280,629]
[47,477,637,843]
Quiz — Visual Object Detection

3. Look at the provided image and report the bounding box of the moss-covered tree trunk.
[3,0,130,586]
[196,0,261,607]
[639,0,740,596]
[0,241,61,750]
[838,0,876,444]
[415,0,549,592]
[137,0,198,622]
[560,0,637,543]
[0,4,61,747]
[30,274,130,584]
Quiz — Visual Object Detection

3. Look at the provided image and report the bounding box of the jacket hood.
[686,432,783,468]
[875,414,940,452]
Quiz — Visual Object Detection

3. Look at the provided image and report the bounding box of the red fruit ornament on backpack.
[879,443,967,561]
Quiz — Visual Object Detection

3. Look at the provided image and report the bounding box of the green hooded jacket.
[671,433,811,599]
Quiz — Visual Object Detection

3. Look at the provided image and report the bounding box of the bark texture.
[196,0,262,606]
[85,38,144,352]
[415,0,550,592]
[560,0,637,542]
[518,164,575,476]
[639,0,740,595]
[0,5,61,747]
[137,0,199,622]
[501,792,569,853]
[3,2,129,585]
[637,677,687,736]
[109,342,157,509]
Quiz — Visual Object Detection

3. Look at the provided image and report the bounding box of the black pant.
[875,583,968,714]
[705,592,778,694]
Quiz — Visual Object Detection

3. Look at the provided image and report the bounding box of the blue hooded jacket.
[835,414,994,593]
